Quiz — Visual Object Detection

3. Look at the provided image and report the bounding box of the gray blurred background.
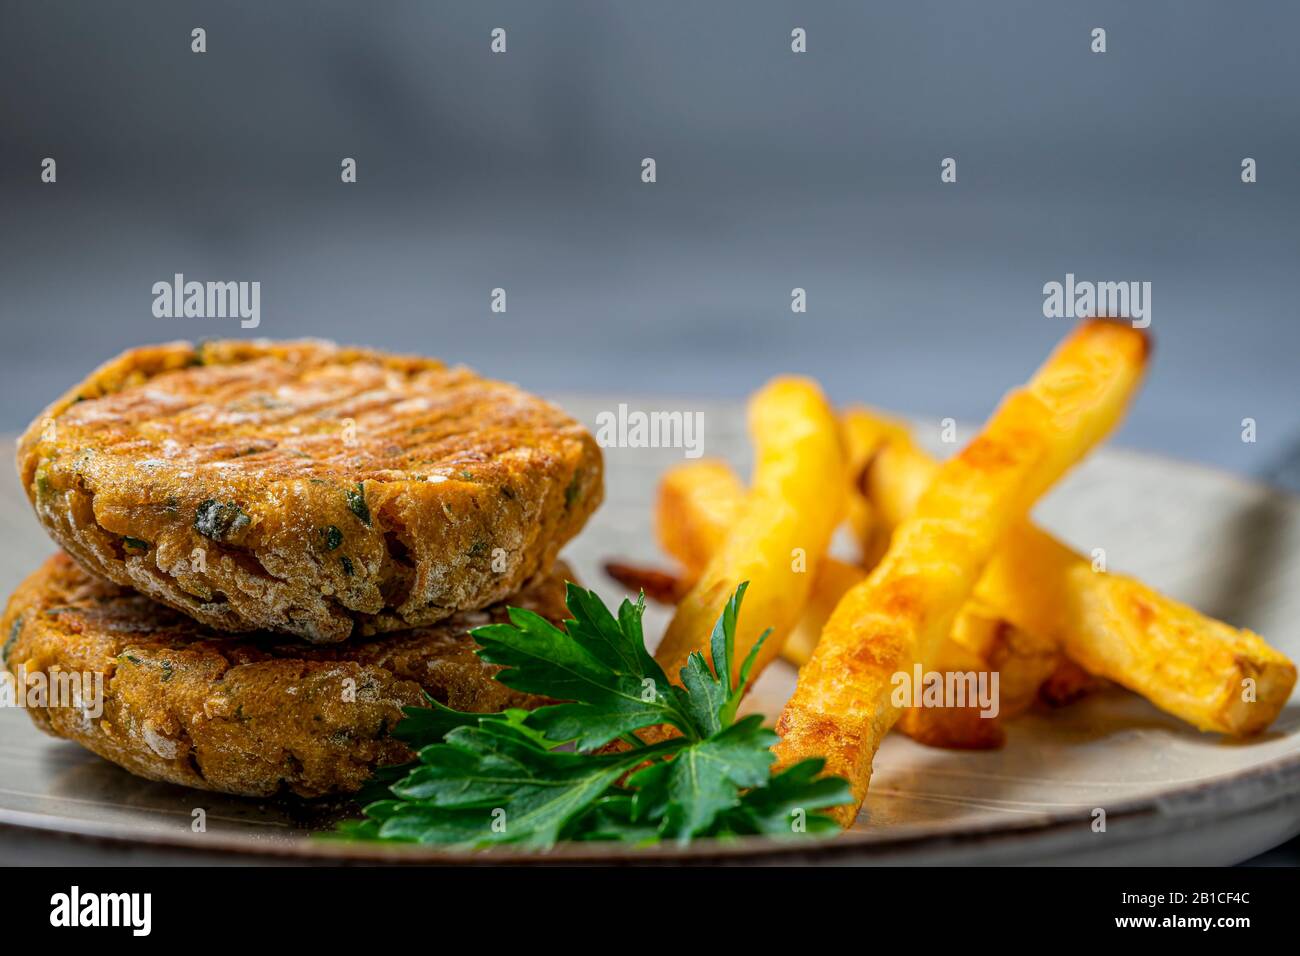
[1,0,1299,867]
[1,0,1297,480]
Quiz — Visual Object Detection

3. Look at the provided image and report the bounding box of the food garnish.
[336,582,852,849]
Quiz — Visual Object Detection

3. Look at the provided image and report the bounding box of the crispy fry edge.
[775,320,1150,825]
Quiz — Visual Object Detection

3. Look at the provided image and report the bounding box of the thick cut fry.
[655,460,744,578]
[783,557,864,666]
[952,603,1061,717]
[776,320,1150,824]
[659,407,903,581]
[653,377,844,683]
[656,459,1061,738]
[895,642,1007,750]
[864,418,1297,735]
[841,407,909,568]
[786,557,1009,748]
[613,553,1035,749]
[1040,659,1107,707]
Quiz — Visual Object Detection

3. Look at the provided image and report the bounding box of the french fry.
[659,409,903,581]
[652,377,845,683]
[840,407,909,568]
[954,605,1061,718]
[1039,659,1107,707]
[894,641,1007,750]
[775,319,1151,824]
[656,459,744,579]
[863,416,1297,735]
[785,556,1010,748]
[783,557,864,666]
[655,459,1059,743]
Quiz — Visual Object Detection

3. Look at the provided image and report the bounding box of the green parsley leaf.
[389,697,486,749]
[678,581,769,736]
[628,714,777,842]
[470,586,696,749]
[711,758,854,838]
[380,722,682,849]
[333,581,852,849]
[565,793,661,845]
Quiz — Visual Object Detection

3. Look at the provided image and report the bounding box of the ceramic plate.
[1,399,1297,864]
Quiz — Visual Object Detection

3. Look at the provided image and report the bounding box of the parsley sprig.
[335,581,851,849]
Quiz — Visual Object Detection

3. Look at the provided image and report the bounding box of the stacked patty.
[4,340,602,796]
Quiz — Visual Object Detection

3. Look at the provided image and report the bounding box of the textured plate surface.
[1,398,1298,865]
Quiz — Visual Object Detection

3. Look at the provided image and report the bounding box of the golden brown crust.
[1,552,572,798]
[774,320,1150,824]
[863,412,1296,735]
[16,340,602,642]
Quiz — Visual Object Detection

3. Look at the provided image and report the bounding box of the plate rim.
[1,738,1298,864]
[1,437,1298,863]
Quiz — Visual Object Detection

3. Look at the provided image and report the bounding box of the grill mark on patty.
[51,352,578,483]
[20,341,601,643]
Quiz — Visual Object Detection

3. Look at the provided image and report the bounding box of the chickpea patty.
[17,340,602,642]
[2,552,570,798]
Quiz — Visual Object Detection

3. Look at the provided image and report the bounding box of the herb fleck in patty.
[17,340,602,642]
[1,552,570,798]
